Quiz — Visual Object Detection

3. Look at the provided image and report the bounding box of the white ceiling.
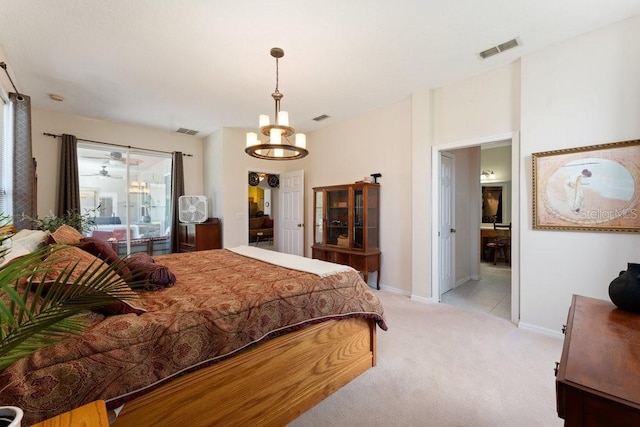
[1,1,639,137]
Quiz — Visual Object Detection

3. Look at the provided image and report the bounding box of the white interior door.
[280,170,304,256]
[439,152,455,297]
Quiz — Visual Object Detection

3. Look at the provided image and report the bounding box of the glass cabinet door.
[366,186,379,249]
[353,188,364,249]
[314,190,323,245]
[326,189,349,246]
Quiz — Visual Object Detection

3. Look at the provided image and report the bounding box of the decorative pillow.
[8,229,50,251]
[1,229,49,268]
[128,252,155,265]
[32,245,146,315]
[50,224,84,244]
[125,252,176,291]
[79,237,131,277]
[0,241,32,268]
[263,217,273,228]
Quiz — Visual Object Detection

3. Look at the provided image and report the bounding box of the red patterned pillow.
[79,237,130,277]
[263,217,273,228]
[125,252,176,291]
[32,245,146,315]
[50,224,84,244]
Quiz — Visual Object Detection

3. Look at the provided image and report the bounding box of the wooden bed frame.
[112,317,377,426]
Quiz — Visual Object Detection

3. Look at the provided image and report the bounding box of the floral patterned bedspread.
[0,249,387,424]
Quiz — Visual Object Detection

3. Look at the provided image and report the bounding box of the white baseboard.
[453,275,480,288]
[410,294,438,304]
[455,275,472,287]
[377,284,409,296]
[375,284,437,303]
[518,321,564,339]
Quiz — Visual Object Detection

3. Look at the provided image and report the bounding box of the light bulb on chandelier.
[245,48,308,160]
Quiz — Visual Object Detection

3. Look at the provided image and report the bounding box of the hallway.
[441,262,511,320]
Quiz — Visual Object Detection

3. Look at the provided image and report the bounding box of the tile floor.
[441,262,511,320]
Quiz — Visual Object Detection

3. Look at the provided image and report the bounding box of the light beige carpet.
[289,291,564,427]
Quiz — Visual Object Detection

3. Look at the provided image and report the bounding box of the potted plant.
[21,206,99,234]
[0,213,135,426]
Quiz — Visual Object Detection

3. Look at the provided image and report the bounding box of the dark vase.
[609,263,640,312]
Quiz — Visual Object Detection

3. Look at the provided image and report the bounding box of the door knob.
[298,223,303,227]
[450,228,457,233]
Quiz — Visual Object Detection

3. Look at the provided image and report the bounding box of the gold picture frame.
[532,139,640,232]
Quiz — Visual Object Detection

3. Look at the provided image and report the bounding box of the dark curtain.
[169,151,185,253]
[56,134,80,216]
[10,92,35,231]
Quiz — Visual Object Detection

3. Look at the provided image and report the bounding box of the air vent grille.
[498,39,519,52]
[478,38,520,60]
[177,128,199,135]
[312,114,330,122]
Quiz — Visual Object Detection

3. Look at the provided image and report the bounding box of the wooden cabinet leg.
[363,271,369,285]
[376,269,380,290]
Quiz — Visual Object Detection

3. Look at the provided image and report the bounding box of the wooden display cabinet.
[311,182,381,289]
[178,218,221,252]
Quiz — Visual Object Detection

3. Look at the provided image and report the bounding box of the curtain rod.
[43,132,193,157]
[0,62,22,97]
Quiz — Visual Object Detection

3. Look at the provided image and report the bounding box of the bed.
[0,244,387,426]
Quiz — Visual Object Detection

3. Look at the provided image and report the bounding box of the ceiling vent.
[176,128,199,135]
[312,114,331,122]
[478,38,521,60]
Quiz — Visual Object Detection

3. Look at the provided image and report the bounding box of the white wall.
[422,14,640,333]
[481,145,512,182]
[305,99,413,290]
[411,61,521,301]
[12,13,640,334]
[203,128,306,249]
[433,64,521,145]
[203,100,412,292]
[203,128,224,222]
[519,14,640,332]
[31,108,204,217]
[411,91,433,300]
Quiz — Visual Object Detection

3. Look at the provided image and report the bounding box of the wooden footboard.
[112,317,377,426]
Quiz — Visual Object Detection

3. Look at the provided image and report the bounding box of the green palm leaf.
[0,244,139,370]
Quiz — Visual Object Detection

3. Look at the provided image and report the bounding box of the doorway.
[248,172,276,251]
[431,132,520,324]
[246,169,305,256]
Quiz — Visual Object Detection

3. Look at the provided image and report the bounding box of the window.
[77,144,172,255]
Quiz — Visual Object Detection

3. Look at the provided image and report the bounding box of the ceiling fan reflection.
[81,165,124,179]
[81,151,142,166]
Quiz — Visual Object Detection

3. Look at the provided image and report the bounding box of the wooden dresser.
[556,295,640,426]
[178,218,221,252]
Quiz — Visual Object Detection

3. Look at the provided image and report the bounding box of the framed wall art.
[532,139,640,232]
[481,181,511,226]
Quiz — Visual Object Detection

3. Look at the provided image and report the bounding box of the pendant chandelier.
[245,48,308,160]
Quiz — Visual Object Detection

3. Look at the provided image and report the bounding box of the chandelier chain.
[274,56,280,94]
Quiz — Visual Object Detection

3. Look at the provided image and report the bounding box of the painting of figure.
[533,140,640,232]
